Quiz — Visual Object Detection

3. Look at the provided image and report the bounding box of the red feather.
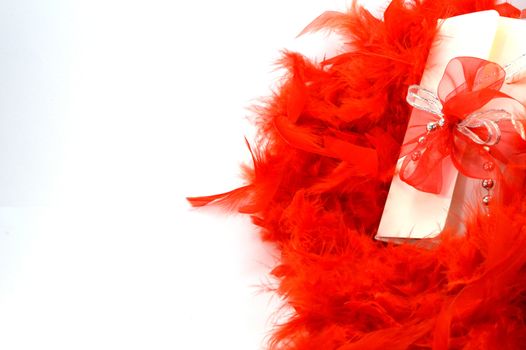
[188,0,526,348]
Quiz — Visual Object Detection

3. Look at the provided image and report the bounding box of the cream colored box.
[376,11,526,241]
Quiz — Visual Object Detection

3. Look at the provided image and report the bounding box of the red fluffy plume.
[188,1,526,349]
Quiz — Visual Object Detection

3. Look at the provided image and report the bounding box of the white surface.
[0,0,369,349]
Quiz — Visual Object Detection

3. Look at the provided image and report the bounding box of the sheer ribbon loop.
[457,110,509,146]
[504,53,526,84]
[407,85,444,117]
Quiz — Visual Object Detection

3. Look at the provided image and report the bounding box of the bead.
[482,195,491,206]
[411,151,421,161]
[427,122,438,132]
[418,136,426,145]
[481,179,494,189]
[483,161,495,172]
[479,147,491,156]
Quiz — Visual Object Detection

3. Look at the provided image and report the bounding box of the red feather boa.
[189,1,526,348]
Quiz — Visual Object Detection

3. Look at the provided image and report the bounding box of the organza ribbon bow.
[399,56,526,194]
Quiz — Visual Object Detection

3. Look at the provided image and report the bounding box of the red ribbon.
[399,57,526,194]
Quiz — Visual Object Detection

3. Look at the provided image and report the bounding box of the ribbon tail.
[399,135,450,194]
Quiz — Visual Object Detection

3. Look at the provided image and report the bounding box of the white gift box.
[376,10,526,241]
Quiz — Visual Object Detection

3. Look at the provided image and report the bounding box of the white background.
[0,0,370,349]
[6,0,526,349]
